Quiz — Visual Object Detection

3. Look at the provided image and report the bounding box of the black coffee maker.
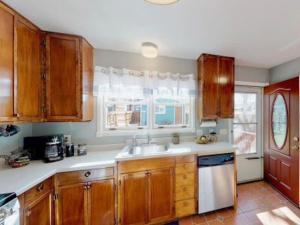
[24,134,64,163]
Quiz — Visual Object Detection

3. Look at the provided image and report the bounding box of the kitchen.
[0,0,300,225]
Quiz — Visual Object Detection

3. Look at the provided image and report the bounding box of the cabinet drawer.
[176,173,195,187]
[175,185,195,201]
[176,155,195,164]
[176,199,196,218]
[24,177,53,205]
[56,167,114,185]
[175,162,195,174]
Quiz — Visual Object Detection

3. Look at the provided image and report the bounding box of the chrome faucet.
[132,135,138,147]
[146,134,152,145]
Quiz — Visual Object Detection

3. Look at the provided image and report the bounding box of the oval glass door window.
[272,94,288,149]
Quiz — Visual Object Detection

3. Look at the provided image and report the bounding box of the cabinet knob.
[84,171,91,177]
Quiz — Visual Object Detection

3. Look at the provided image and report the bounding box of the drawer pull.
[85,171,91,177]
[36,183,44,192]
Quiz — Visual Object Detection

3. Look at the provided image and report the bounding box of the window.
[233,87,262,155]
[95,66,195,136]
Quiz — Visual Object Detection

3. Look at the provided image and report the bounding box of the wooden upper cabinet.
[15,17,43,121]
[148,168,174,224]
[218,56,235,118]
[198,54,219,120]
[198,54,235,120]
[0,4,15,122]
[45,33,94,121]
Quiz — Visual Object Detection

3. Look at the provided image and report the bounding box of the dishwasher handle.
[198,153,234,167]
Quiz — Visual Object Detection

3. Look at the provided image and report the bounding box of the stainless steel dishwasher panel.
[198,162,234,214]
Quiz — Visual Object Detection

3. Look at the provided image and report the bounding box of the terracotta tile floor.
[179,181,300,225]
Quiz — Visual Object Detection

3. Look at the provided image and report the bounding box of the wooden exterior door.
[57,183,87,225]
[24,192,53,225]
[148,168,174,224]
[120,172,148,225]
[89,179,115,225]
[46,33,81,121]
[15,17,43,121]
[264,77,299,205]
[0,4,15,122]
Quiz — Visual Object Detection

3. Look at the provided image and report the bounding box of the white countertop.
[0,150,119,195]
[0,142,236,195]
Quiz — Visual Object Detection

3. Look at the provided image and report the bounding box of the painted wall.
[269,56,300,83]
[235,65,269,83]
[0,124,32,154]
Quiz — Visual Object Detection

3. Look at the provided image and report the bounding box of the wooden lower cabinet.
[19,177,54,225]
[55,169,115,225]
[24,192,53,225]
[56,183,87,225]
[118,158,176,225]
[90,179,115,225]
[120,172,148,225]
[148,168,174,224]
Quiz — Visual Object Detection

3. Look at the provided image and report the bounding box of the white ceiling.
[4,0,300,68]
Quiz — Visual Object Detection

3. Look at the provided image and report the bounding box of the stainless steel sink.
[123,144,169,155]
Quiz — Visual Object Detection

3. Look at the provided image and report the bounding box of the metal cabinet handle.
[26,209,31,217]
[36,183,44,192]
[84,171,91,177]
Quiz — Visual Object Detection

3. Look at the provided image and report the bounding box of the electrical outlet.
[219,129,228,136]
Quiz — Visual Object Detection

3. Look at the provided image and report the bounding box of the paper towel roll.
[200,120,217,128]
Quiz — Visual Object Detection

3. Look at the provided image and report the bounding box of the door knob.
[293,137,299,142]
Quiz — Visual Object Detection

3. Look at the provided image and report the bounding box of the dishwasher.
[198,153,235,214]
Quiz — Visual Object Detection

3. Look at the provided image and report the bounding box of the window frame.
[96,95,195,137]
[231,86,263,156]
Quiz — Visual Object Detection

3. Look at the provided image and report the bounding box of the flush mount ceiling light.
[145,0,179,5]
[141,42,158,58]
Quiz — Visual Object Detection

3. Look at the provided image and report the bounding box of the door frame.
[231,85,264,183]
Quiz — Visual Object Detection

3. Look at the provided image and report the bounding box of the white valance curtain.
[94,66,196,98]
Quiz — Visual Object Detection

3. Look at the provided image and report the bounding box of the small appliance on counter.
[77,144,87,156]
[0,192,20,225]
[65,144,75,157]
[24,134,64,163]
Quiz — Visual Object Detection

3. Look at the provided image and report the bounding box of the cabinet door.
[148,168,175,224]
[57,183,87,225]
[0,5,15,121]
[82,39,94,121]
[24,192,53,225]
[218,56,234,118]
[89,179,115,225]
[120,172,147,225]
[16,17,43,121]
[198,54,219,119]
[46,34,81,121]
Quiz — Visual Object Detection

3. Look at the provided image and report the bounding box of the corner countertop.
[0,150,119,195]
[0,142,236,195]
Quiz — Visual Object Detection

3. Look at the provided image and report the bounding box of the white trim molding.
[235,81,269,87]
